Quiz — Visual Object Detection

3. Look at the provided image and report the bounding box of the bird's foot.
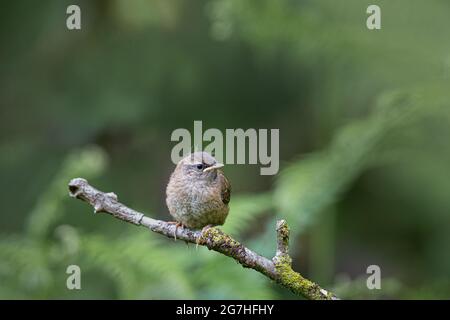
[196,224,214,249]
[167,221,184,241]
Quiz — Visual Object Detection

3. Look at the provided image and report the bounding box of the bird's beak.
[204,163,224,172]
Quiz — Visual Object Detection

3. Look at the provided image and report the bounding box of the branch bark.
[68,177,339,300]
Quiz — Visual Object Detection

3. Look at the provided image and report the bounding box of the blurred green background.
[1,0,450,299]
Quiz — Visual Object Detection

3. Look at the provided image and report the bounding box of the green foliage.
[0,147,107,298]
[332,274,403,299]
[274,89,424,234]
[80,233,195,299]
[223,192,273,235]
[27,146,107,239]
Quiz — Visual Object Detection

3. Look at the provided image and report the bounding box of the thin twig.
[68,177,339,300]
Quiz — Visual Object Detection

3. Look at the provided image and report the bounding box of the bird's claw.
[196,225,213,249]
[167,221,184,241]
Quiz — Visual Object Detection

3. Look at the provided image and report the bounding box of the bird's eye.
[196,164,204,170]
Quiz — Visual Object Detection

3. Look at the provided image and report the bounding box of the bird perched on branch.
[166,151,231,239]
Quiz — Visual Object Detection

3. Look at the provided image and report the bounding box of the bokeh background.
[1,0,450,299]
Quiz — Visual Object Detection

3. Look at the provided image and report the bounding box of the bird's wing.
[219,172,231,205]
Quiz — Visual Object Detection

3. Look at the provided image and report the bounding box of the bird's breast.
[166,178,228,229]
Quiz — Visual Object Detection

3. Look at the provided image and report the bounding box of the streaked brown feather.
[219,172,231,205]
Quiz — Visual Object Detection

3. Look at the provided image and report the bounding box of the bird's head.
[176,151,224,182]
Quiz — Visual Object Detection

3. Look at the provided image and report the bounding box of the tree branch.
[68,177,339,300]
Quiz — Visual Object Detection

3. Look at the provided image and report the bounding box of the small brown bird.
[166,152,231,236]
